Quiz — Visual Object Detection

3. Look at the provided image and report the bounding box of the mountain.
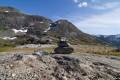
[96,34,120,47]
[48,20,105,44]
[0,7,105,46]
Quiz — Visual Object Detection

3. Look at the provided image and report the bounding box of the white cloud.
[73,0,78,3]
[73,0,88,8]
[73,0,120,9]
[71,0,120,34]
[91,2,120,10]
[72,8,120,35]
[78,2,88,8]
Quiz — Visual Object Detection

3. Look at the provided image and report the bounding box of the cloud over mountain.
[70,0,120,35]
[73,0,120,9]
[73,8,120,35]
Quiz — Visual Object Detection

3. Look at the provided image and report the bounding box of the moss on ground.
[0,46,14,52]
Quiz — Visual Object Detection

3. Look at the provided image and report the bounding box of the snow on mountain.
[12,29,28,34]
[0,37,17,40]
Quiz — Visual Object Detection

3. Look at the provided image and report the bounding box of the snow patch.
[5,11,9,13]
[39,22,44,23]
[12,29,28,34]
[43,23,52,33]
[44,27,51,33]
[0,37,17,40]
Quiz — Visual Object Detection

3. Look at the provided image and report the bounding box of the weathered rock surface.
[0,53,119,80]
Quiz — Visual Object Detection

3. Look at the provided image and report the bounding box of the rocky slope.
[0,6,104,45]
[0,53,119,80]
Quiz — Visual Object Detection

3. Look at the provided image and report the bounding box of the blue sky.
[0,0,120,35]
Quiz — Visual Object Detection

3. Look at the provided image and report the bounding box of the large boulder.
[54,47,74,54]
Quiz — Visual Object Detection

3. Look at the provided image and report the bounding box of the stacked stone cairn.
[54,37,74,54]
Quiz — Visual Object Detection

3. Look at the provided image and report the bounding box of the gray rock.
[12,54,23,61]
[54,47,74,54]
[0,53,119,80]
[32,50,49,57]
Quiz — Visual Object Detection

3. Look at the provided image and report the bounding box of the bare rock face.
[54,47,74,54]
[0,53,119,80]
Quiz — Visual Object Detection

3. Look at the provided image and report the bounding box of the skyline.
[0,0,120,35]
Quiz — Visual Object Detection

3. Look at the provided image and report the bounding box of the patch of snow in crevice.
[12,29,28,34]
[49,24,51,25]
[44,27,51,33]
[39,22,44,24]
[5,11,9,13]
[43,23,52,33]
[0,37,17,40]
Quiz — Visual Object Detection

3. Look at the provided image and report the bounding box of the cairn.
[54,37,74,54]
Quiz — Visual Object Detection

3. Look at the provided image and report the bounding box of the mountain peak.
[55,19,72,24]
[0,6,19,12]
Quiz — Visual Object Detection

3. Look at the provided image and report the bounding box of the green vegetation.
[73,45,120,56]
[0,46,14,52]
[39,47,56,53]
[0,38,15,52]
[0,38,15,48]
[93,52,120,56]
[0,26,8,32]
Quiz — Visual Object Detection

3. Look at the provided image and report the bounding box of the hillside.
[0,7,105,46]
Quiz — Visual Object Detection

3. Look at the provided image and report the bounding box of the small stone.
[63,76,68,80]
[12,54,23,61]
[12,73,16,77]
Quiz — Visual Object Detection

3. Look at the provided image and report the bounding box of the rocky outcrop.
[0,53,119,80]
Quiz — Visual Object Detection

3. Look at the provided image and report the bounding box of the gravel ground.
[0,53,119,80]
[16,44,55,48]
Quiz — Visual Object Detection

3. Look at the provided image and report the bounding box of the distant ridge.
[96,34,120,47]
